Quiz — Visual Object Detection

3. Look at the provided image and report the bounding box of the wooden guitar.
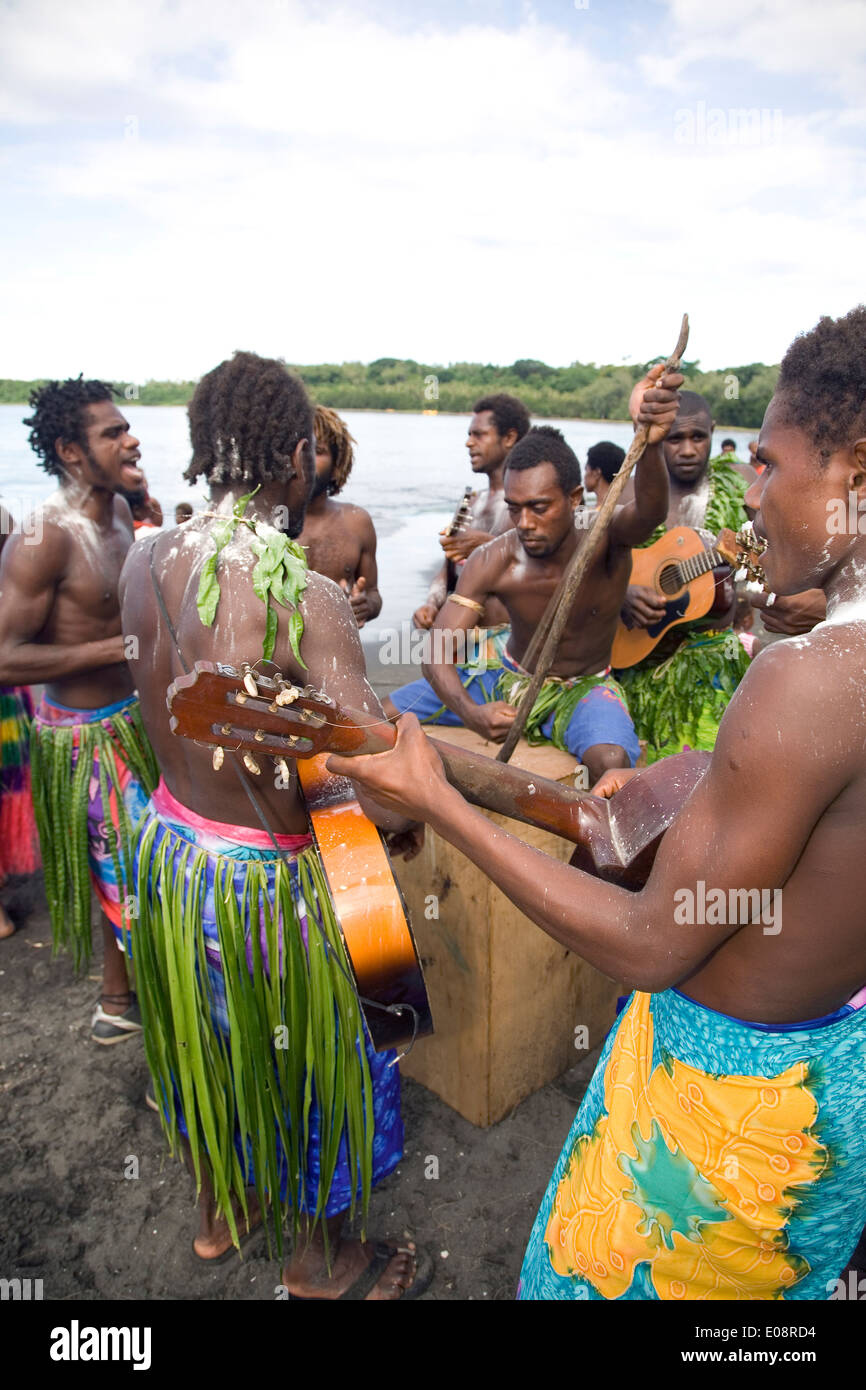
[612,527,740,669]
[166,664,717,1048]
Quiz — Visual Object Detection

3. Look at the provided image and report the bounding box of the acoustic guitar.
[612,526,740,669]
[166,665,716,1048]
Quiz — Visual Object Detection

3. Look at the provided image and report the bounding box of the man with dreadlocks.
[615,389,752,763]
[296,405,381,627]
[120,351,432,1298]
[0,379,157,1036]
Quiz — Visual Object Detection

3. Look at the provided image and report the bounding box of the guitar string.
[146,535,420,1058]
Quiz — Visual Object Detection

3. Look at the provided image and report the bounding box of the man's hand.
[341,576,373,627]
[413,602,439,630]
[591,766,640,799]
[621,584,666,630]
[750,588,826,636]
[384,823,426,861]
[439,528,492,562]
[468,700,518,743]
[327,713,452,825]
[628,364,684,446]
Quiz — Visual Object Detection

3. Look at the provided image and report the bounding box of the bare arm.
[609,367,681,549]
[346,510,382,625]
[328,639,844,990]
[0,528,124,684]
[420,542,517,741]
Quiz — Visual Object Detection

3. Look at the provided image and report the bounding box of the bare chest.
[300,516,362,585]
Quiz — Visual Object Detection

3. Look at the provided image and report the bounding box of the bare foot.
[283,1237,418,1301]
[0,903,15,939]
[193,1192,262,1261]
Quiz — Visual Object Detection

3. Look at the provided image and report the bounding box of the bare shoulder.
[113,493,134,535]
[338,502,377,542]
[0,511,70,588]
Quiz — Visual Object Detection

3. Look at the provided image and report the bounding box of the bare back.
[120,517,387,834]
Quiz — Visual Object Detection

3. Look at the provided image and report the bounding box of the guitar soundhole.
[658,564,682,597]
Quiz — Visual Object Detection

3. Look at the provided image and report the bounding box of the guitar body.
[297,754,433,1053]
[612,527,733,669]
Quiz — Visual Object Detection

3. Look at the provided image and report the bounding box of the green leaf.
[196,553,220,627]
[263,602,278,661]
[288,609,306,668]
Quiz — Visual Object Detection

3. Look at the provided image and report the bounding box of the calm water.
[0,405,758,646]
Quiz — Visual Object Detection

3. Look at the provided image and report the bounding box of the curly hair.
[505,425,581,492]
[184,351,313,486]
[314,404,356,496]
[586,440,625,484]
[777,306,866,458]
[473,393,531,443]
[23,376,117,477]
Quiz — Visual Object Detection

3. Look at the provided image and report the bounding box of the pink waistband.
[152,777,312,851]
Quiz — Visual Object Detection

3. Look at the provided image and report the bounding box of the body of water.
[0,404,759,647]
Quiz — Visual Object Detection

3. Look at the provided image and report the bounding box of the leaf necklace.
[195,487,308,666]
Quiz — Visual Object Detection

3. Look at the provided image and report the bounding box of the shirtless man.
[0,505,40,940]
[120,351,430,1298]
[331,305,866,1301]
[0,379,157,1039]
[387,367,677,783]
[617,389,751,762]
[413,392,530,632]
[296,405,381,627]
[583,441,625,509]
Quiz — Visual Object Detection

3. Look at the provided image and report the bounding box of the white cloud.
[0,0,863,380]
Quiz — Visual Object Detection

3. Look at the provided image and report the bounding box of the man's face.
[64,401,143,493]
[504,462,582,558]
[663,410,713,486]
[466,411,513,475]
[745,394,855,595]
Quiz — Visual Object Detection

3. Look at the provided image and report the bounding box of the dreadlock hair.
[184,351,313,486]
[314,404,356,496]
[505,425,581,493]
[776,306,866,460]
[473,393,531,443]
[586,441,625,484]
[23,376,117,478]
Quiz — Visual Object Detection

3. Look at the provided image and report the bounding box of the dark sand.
[0,869,602,1302]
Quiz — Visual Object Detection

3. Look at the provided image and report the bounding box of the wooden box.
[392,727,619,1127]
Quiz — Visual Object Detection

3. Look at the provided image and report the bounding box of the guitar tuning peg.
[243,672,259,697]
[254,729,265,742]
[235,692,248,705]
[275,757,290,781]
[243,752,261,776]
[212,747,224,771]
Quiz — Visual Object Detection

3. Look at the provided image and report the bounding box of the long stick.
[496,313,690,763]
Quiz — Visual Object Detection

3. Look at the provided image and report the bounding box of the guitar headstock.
[167,661,337,776]
[716,524,767,584]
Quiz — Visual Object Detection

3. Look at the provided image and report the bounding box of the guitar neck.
[675,546,725,586]
[331,706,590,844]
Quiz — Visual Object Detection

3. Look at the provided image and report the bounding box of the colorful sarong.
[391,643,640,765]
[617,629,751,764]
[519,988,866,1300]
[132,780,403,1256]
[30,694,158,966]
[0,686,39,882]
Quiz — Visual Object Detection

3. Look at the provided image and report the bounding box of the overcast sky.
[1,0,863,381]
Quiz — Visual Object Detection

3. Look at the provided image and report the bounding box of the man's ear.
[293,437,313,488]
[502,429,519,452]
[55,435,82,469]
[571,485,584,510]
[849,437,866,488]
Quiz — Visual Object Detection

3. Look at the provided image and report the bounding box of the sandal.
[288,1240,434,1301]
[90,992,143,1045]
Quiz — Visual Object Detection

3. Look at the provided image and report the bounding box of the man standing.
[296,405,381,627]
[121,351,430,1297]
[413,392,529,631]
[583,441,625,509]
[617,389,751,762]
[0,378,158,1039]
[387,366,678,783]
[331,306,866,1301]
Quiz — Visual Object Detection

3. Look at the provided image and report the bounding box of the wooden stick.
[496,313,690,764]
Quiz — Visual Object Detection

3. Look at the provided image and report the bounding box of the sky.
[1,0,864,381]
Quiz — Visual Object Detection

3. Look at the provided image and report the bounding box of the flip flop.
[288,1240,434,1301]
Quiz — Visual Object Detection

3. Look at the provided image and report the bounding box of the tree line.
[0,357,779,427]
